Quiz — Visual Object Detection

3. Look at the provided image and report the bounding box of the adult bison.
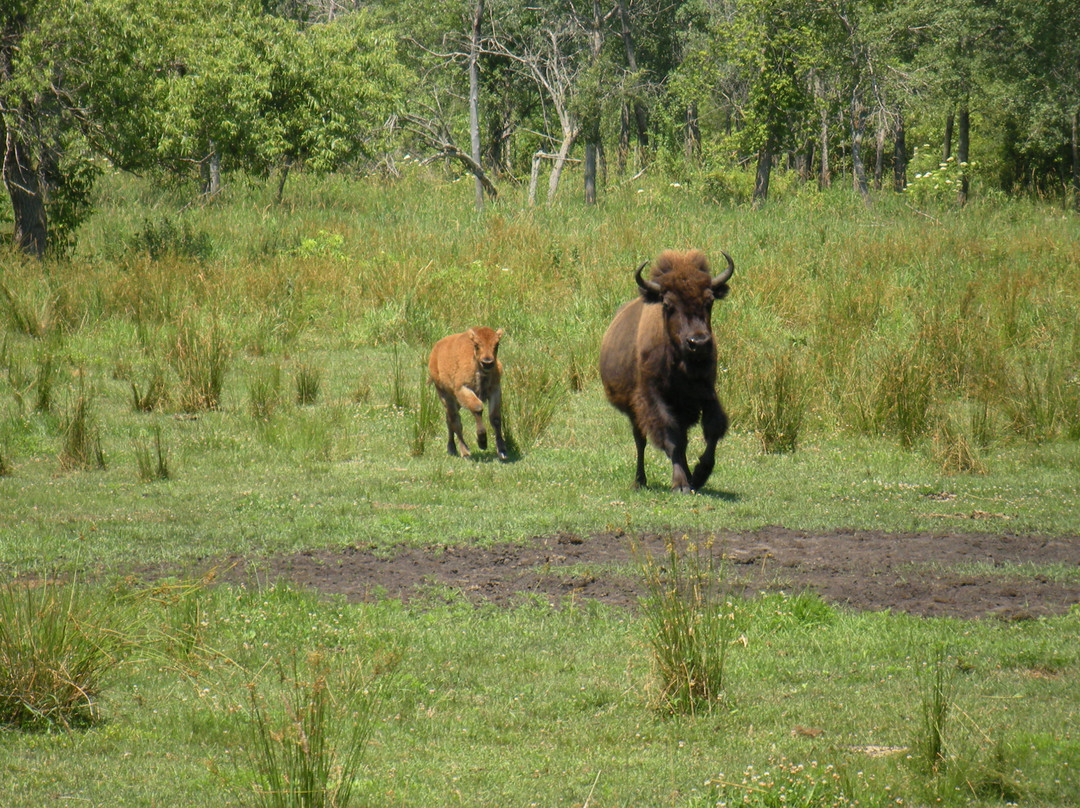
[428,326,508,460]
[599,249,733,492]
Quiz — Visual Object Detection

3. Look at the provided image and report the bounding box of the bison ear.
[495,328,504,340]
[467,327,479,342]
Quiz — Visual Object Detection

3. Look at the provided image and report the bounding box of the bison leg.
[668,430,693,493]
[453,387,488,452]
[488,387,508,460]
[441,392,470,457]
[690,398,728,492]
[632,423,648,488]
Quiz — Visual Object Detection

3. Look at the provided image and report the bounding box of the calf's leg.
[488,387,508,460]
[441,392,470,457]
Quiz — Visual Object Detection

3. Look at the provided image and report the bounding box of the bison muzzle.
[599,249,733,492]
[428,326,508,460]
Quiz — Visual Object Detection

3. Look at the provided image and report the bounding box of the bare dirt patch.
[219,528,1080,620]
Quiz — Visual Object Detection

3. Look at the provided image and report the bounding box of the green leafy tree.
[2,0,409,255]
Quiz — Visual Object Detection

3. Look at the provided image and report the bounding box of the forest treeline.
[3,0,1079,255]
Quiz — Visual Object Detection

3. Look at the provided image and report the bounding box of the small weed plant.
[638,536,735,715]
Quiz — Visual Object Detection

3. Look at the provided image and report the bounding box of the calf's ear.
[467,327,479,342]
[495,328,504,340]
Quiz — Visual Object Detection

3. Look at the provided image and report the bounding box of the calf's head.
[636,250,733,360]
[468,326,503,372]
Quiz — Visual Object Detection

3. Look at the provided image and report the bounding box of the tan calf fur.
[428,326,507,460]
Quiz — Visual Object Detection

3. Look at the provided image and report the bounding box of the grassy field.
[1,168,1079,806]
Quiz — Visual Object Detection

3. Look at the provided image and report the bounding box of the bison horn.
[712,251,735,288]
[635,261,662,296]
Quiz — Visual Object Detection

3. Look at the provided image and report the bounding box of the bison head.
[636,250,733,361]
[467,326,503,372]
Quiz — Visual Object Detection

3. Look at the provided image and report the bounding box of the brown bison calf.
[600,249,733,492]
[428,326,508,460]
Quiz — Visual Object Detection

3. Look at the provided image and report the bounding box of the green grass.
[0,581,1075,806]
[0,169,1078,805]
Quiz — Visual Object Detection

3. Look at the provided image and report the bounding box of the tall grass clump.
[134,424,170,481]
[129,364,169,412]
[410,372,440,456]
[0,576,132,729]
[172,312,231,412]
[249,364,284,420]
[931,407,987,475]
[236,649,397,808]
[747,350,810,454]
[389,344,410,410]
[502,361,566,456]
[59,381,106,471]
[637,536,735,716]
[913,644,956,773]
[0,277,56,338]
[294,362,322,407]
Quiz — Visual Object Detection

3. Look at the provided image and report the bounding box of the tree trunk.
[274,160,291,205]
[1072,106,1080,211]
[528,151,543,207]
[943,111,954,162]
[873,124,886,191]
[819,112,831,189]
[3,125,48,257]
[617,104,630,173]
[850,92,870,204]
[956,104,970,206]
[584,143,597,205]
[893,108,908,192]
[468,0,485,211]
[547,130,577,204]
[202,140,221,196]
[684,103,701,159]
[616,0,648,149]
[753,140,773,208]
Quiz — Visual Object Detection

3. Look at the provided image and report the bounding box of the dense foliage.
[2,0,1079,254]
